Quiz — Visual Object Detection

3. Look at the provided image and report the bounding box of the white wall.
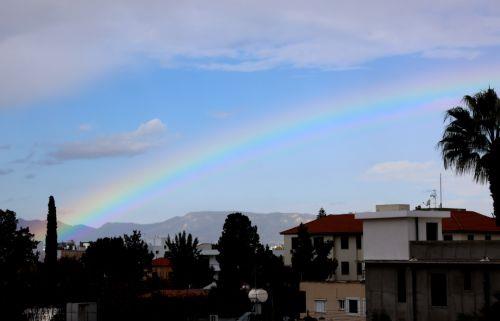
[362,218,412,261]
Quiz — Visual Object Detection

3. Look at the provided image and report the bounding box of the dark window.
[464,270,472,291]
[314,236,324,248]
[348,299,358,314]
[340,236,349,249]
[467,234,474,241]
[341,262,350,275]
[291,237,298,250]
[431,273,447,306]
[357,262,363,275]
[426,222,438,241]
[485,234,491,241]
[397,269,406,303]
[356,235,362,249]
[443,234,453,241]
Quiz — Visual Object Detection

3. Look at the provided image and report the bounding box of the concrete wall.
[410,240,500,260]
[365,263,500,321]
[300,281,366,321]
[446,232,500,241]
[362,217,443,261]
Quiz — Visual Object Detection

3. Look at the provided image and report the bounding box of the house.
[281,214,364,281]
[197,243,220,278]
[147,236,169,259]
[301,281,366,321]
[152,257,173,280]
[356,205,500,321]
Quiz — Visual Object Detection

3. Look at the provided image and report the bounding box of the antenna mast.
[439,173,443,208]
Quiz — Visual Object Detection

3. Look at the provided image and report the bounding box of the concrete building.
[356,206,500,321]
[197,243,220,277]
[281,214,364,281]
[147,236,169,259]
[300,281,366,321]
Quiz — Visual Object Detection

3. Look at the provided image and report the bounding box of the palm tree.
[438,88,500,225]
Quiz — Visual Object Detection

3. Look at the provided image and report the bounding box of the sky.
[1,0,500,228]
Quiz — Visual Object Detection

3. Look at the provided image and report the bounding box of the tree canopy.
[165,231,213,288]
[438,88,500,224]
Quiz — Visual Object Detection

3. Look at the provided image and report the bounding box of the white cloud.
[0,144,10,150]
[365,160,435,182]
[364,160,492,214]
[209,111,232,119]
[78,124,92,132]
[1,1,500,108]
[49,119,166,160]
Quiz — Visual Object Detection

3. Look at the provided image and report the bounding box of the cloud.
[0,144,10,150]
[25,173,35,179]
[1,1,500,108]
[209,111,232,119]
[364,160,492,213]
[78,124,92,132]
[0,168,14,175]
[49,119,166,161]
[365,160,435,182]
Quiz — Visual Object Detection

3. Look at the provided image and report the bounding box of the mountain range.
[18,211,315,245]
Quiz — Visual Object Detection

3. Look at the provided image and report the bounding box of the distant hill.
[18,211,315,245]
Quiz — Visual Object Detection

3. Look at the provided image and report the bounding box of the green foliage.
[0,209,39,318]
[82,230,153,296]
[438,88,500,223]
[44,196,58,267]
[165,231,213,288]
[217,212,261,292]
[291,223,336,281]
[317,207,327,219]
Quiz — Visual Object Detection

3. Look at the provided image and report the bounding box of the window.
[314,236,324,248]
[485,234,491,241]
[338,300,345,311]
[356,235,362,249]
[341,262,350,275]
[431,273,447,307]
[340,236,349,249]
[443,234,453,241]
[397,269,406,303]
[464,270,472,291]
[291,237,298,250]
[426,222,438,241]
[357,262,363,275]
[315,300,326,313]
[467,234,474,241]
[347,298,359,314]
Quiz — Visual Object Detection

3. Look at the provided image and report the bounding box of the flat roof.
[355,210,450,220]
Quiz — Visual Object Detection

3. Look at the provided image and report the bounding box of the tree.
[291,223,337,281]
[0,209,39,318]
[44,196,58,266]
[165,231,213,288]
[82,231,152,293]
[217,213,261,292]
[317,207,327,219]
[438,88,500,225]
[291,223,313,280]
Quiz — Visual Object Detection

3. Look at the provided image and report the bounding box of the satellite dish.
[248,289,268,303]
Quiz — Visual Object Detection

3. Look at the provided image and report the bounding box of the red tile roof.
[280,214,363,235]
[152,258,172,267]
[280,211,500,235]
[443,211,500,233]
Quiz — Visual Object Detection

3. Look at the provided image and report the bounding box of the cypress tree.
[44,195,58,267]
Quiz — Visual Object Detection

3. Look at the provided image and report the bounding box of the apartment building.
[356,206,500,321]
[281,214,364,281]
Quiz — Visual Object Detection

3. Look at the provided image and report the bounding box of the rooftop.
[281,210,499,235]
[152,257,172,267]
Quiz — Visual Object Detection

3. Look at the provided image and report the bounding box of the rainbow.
[59,65,500,240]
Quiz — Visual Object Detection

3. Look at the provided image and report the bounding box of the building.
[57,241,89,260]
[442,209,500,241]
[147,236,169,259]
[356,205,500,321]
[197,243,220,277]
[301,281,366,321]
[151,257,173,280]
[281,214,364,281]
